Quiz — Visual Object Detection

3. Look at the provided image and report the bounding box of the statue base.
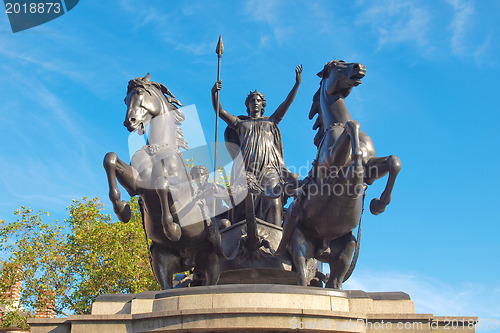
[29,284,477,332]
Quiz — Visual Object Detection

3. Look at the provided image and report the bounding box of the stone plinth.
[28,284,477,332]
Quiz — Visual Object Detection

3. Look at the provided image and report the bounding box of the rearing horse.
[103,74,228,289]
[278,60,401,289]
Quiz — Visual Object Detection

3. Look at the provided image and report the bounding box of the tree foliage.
[0,197,158,319]
[0,262,30,330]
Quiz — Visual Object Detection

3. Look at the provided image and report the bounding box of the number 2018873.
[5,2,62,14]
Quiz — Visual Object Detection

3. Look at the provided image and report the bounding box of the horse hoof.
[114,201,131,222]
[164,223,182,242]
[370,198,386,215]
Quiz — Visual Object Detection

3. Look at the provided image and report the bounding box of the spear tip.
[216,35,224,57]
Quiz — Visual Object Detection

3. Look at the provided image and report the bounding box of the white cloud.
[174,41,213,56]
[119,0,171,33]
[0,39,90,86]
[5,68,88,152]
[12,193,71,209]
[446,0,474,55]
[259,35,270,48]
[356,0,430,51]
[246,0,278,25]
[344,269,500,325]
[306,2,335,35]
[0,68,103,218]
[0,34,124,98]
[474,36,491,62]
[118,0,216,57]
[245,0,294,44]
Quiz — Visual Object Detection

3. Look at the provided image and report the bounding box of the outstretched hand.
[295,65,303,84]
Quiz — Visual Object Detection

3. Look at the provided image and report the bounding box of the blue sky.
[1,0,499,329]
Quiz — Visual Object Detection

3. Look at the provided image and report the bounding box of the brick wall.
[35,290,56,319]
[0,264,29,333]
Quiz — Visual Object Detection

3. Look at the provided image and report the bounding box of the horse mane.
[127,76,188,151]
[309,87,324,147]
[308,59,343,147]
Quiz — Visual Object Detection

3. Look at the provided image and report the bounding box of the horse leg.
[103,152,137,222]
[324,121,363,197]
[150,242,181,289]
[290,227,314,286]
[344,120,364,198]
[325,232,356,289]
[364,155,401,215]
[196,247,220,286]
[155,176,182,242]
[324,126,351,168]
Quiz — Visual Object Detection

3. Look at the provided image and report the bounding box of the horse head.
[318,60,366,98]
[124,73,181,135]
[309,60,367,147]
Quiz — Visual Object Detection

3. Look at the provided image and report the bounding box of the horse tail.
[138,198,155,276]
[343,204,363,282]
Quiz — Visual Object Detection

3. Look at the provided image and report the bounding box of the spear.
[214,36,237,221]
[214,35,224,178]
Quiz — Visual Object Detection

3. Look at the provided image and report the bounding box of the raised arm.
[211,81,239,127]
[271,65,302,124]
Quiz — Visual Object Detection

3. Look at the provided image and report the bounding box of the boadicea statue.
[277,60,401,289]
[103,60,401,290]
[211,65,302,227]
[103,74,237,289]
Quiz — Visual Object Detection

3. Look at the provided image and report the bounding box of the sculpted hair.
[190,165,209,178]
[316,59,345,79]
[245,90,267,115]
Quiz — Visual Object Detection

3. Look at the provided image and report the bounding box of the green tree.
[0,197,158,321]
[0,262,30,330]
[216,165,231,188]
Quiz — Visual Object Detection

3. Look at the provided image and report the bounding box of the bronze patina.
[211,65,302,227]
[103,74,235,289]
[103,50,400,290]
[277,60,401,289]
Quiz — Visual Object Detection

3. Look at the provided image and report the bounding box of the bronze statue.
[190,165,231,229]
[103,74,234,289]
[277,60,401,289]
[102,52,401,290]
[211,65,303,226]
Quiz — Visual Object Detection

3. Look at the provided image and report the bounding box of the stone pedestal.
[29,284,477,332]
